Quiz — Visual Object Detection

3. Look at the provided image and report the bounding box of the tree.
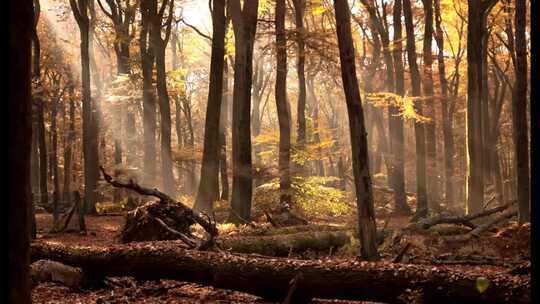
[434,0,456,205]
[333,0,379,261]
[391,0,410,214]
[8,0,33,302]
[422,0,440,209]
[403,0,428,219]
[466,0,497,214]
[275,0,292,207]
[292,0,307,170]
[146,0,175,195]
[70,0,100,214]
[228,0,259,223]
[513,0,529,222]
[139,0,157,187]
[194,0,226,213]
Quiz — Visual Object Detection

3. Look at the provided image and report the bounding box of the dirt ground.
[32,210,530,303]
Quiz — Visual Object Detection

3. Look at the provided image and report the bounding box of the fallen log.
[31,242,529,303]
[408,201,515,231]
[219,231,350,257]
[100,166,217,236]
[444,209,518,243]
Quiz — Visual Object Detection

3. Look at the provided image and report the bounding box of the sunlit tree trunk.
[8,0,33,301]
[434,0,455,205]
[466,0,495,214]
[333,0,379,261]
[219,58,230,201]
[390,0,409,214]
[307,76,324,176]
[422,0,440,210]
[146,0,175,196]
[228,0,258,223]
[403,0,427,219]
[63,84,76,205]
[194,0,226,213]
[70,0,99,214]
[140,0,157,186]
[292,0,307,173]
[275,0,292,206]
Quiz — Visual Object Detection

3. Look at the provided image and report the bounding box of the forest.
[8,0,532,303]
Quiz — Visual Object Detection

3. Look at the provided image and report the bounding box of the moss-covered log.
[220,231,350,256]
[31,242,529,303]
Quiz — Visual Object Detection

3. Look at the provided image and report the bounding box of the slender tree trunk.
[63,87,75,204]
[513,0,529,222]
[434,0,455,205]
[140,0,157,186]
[194,0,226,213]
[50,95,60,227]
[37,97,48,208]
[292,0,307,171]
[403,0,427,219]
[422,0,440,209]
[219,59,230,201]
[152,38,175,196]
[8,0,33,301]
[308,76,324,176]
[333,0,379,261]
[228,0,259,223]
[390,0,409,214]
[275,0,292,206]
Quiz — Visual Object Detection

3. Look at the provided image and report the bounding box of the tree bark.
[37,96,48,208]
[9,1,33,302]
[434,0,455,205]
[466,0,494,214]
[333,0,379,261]
[422,0,440,209]
[219,58,230,201]
[391,0,409,214]
[228,0,259,223]
[140,0,157,186]
[194,0,226,213]
[31,243,530,303]
[403,0,428,219]
[70,0,99,214]
[292,0,307,171]
[513,0,530,223]
[147,0,175,196]
[275,0,292,207]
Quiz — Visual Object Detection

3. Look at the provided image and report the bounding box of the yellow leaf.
[476,277,490,294]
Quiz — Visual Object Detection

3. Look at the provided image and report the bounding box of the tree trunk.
[140,0,157,187]
[228,0,259,223]
[466,0,492,214]
[219,59,230,201]
[513,0,530,223]
[390,0,409,214]
[275,0,292,207]
[292,0,307,172]
[194,0,226,213]
[403,0,427,218]
[31,243,530,303]
[37,97,48,208]
[149,0,175,195]
[9,0,33,300]
[50,94,60,227]
[422,0,440,209]
[63,87,76,204]
[333,0,379,261]
[434,0,455,205]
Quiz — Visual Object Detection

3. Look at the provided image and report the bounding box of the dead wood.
[444,209,518,244]
[31,242,530,303]
[101,166,217,236]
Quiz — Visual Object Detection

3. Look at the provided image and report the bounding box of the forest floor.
[31,204,530,303]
